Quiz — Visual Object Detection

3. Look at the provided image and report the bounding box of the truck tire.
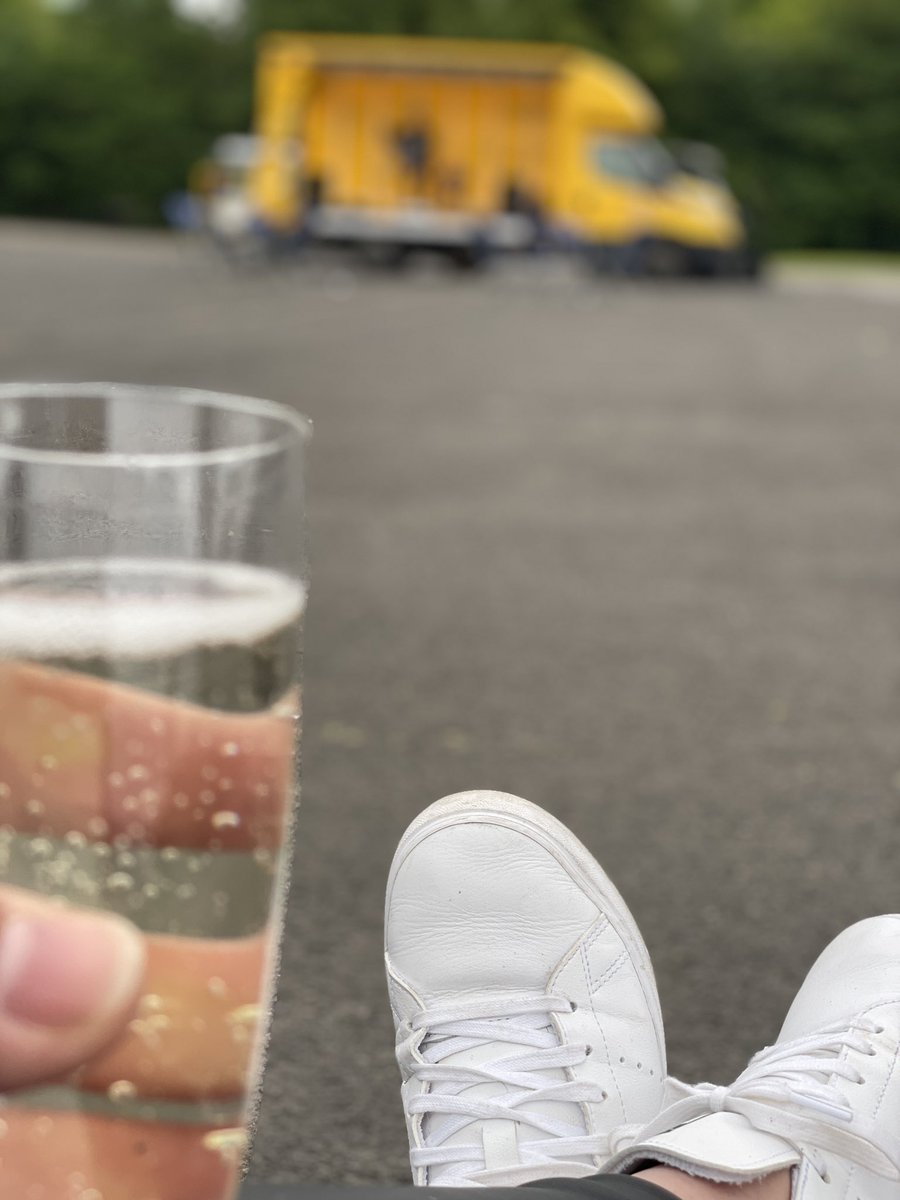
[737,244,763,280]
[587,239,686,279]
[360,243,412,271]
[448,236,491,272]
[699,246,764,281]
[686,246,721,277]
[685,242,763,281]
[585,242,639,277]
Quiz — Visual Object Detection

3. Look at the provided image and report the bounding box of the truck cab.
[576,134,750,275]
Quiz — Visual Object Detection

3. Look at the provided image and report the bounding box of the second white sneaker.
[606,915,900,1200]
[384,791,667,1187]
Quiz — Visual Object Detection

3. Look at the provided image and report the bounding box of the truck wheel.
[737,245,763,280]
[585,244,614,275]
[361,243,411,271]
[688,246,761,280]
[585,243,636,277]
[448,238,491,272]
[643,239,690,277]
[686,247,720,278]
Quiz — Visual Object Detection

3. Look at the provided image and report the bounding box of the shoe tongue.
[423,1018,593,1185]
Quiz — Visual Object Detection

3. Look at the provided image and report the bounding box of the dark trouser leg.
[241,1174,676,1200]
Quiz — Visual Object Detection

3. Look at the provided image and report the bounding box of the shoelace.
[398,994,609,1185]
[612,1018,900,1182]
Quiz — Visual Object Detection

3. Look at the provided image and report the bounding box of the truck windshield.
[591,137,677,187]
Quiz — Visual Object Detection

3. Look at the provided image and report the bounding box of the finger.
[76,932,266,1101]
[0,886,145,1091]
[0,1110,238,1200]
[0,661,295,849]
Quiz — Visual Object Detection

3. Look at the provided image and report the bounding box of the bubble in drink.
[0,559,304,1200]
[105,872,133,891]
[211,810,240,830]
[202,1127,248,1165]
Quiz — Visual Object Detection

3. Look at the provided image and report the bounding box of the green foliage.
[246,0,592,43]
[0,0,248,224]
[651,0,900,249]
[2,0,900,247]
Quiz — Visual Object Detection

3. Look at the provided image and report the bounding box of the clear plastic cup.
[0,383,310,1200]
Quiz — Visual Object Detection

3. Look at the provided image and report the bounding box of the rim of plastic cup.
[0,382,312,469]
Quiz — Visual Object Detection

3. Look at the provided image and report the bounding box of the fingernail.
[0,903,145,1028]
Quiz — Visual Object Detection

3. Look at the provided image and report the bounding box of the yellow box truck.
[247,34,756,276]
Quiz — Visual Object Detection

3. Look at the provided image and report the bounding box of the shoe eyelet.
[601,1090,608,1100]
[874,1025,885,1035]
[585,1045,594,1057]
[569,1000,578,1013]
[819,1172,830,1185]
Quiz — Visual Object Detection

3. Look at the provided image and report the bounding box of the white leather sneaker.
[605,916,900,1200]
[384,790,666,1187]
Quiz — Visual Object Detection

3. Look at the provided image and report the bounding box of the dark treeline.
[4,0,900,248]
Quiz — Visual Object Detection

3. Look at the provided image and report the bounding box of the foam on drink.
[0,559,306,662]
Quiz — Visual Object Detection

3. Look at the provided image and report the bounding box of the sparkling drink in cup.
[0,385,310,1200]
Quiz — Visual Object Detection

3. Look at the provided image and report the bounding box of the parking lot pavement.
[2,224,899,1185]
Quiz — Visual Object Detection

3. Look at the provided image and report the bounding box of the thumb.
[0,886,146,1090]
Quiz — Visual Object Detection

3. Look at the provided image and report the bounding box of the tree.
[0,0,247,223]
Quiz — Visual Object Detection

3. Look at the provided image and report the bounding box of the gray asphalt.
[2,224,899,1186]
